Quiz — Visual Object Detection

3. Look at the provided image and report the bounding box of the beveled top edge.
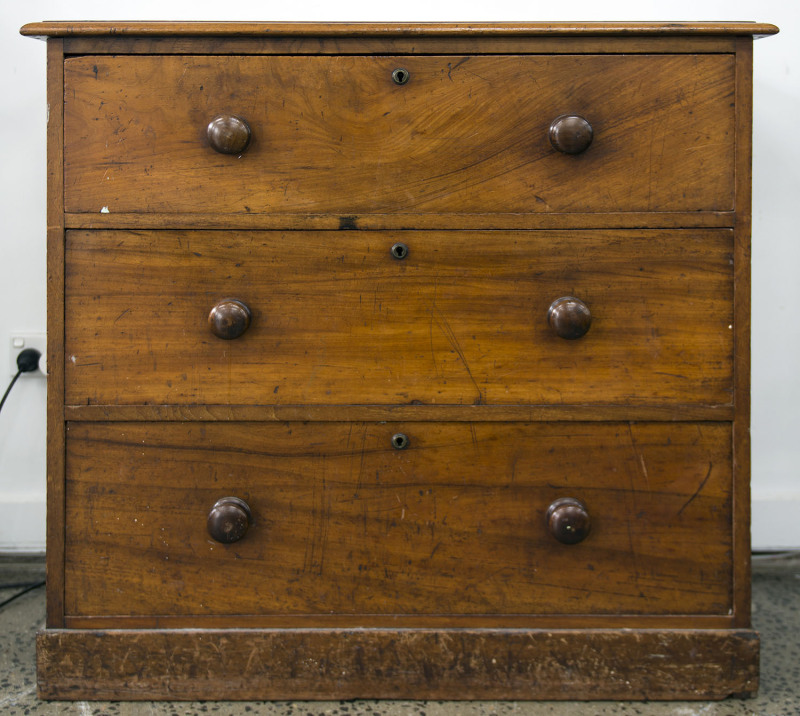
[20,21,779,39]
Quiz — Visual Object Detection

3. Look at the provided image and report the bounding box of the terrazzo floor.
[1,553,798,715]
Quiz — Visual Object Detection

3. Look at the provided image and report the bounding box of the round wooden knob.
[208,299,252,340]
[547,296,592,340]
[547,497,591,545]
[549,115,593,154]
[207,115,251,155]
[207,497,252,543]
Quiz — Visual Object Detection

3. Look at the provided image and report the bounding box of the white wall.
[1,0,797,551]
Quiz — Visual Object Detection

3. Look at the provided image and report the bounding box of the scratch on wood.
[626,422,651,491]
[678,462,713,516]
[446,57,469,81]
[429,301,484,404]
[353,424,368,498]
[113,308,131,323]
[624,423,643,587]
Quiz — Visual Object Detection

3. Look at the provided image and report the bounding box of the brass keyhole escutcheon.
[392,433,410,450]
[392,68,410,85]
[391,243,409,260]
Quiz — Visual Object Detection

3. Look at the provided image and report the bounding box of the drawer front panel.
[65,229,733,406]
[63,54,734,215]
[64,421,732,619]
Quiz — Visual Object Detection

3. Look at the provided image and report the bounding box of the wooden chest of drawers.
[22,21,778,701]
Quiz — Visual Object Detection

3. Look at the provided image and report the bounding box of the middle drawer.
[65,229,733,407]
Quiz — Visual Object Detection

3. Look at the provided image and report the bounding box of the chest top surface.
[20,20,780,37]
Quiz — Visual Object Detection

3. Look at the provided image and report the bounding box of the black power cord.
[0,580,45,610]
[0,348,42,415]
[0,348,45,608]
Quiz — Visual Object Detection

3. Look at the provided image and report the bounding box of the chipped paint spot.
[100,206,110,214]
[70,355,77,364]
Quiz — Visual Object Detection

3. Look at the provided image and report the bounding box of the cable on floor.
[0,580,45,610]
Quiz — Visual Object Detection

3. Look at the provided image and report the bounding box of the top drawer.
[63,54,735,215]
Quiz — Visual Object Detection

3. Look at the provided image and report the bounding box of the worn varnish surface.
[732,38,755,627]
[45,38,67,628]
[26,19,774,700]
[56,36,746,58]
[65,229,733,407]
[62,210,738,231]
[37,628,759,701]
[21,20,781,37]
[63,54,735,214]
[64,421,732,619]
[62,403,736,423]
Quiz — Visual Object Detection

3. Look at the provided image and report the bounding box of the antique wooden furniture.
[21,21,778,700]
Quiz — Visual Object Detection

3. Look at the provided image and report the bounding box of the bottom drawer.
[64,421,732,620]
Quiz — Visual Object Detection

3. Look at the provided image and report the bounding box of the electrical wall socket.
[9,334,47,378]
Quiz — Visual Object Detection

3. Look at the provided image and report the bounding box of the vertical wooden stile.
[45,37,66,628]
[732,35,755,629]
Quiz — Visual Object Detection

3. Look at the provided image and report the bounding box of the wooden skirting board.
[38,628,759,701]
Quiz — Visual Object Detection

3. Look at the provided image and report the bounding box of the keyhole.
[392,68,410,85]
[391,243,409,260]
[392,433,409,450]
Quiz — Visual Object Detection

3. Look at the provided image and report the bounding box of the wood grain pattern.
[57,35,743,57]
[733,37,754,628]
[62,404,736,423]
[25,21,773,701]
[45,38,66,628]
[62,613,737,630]
[21,20,780,37]
[64,229,734,407]
[37,628,759,701]
[63,54,735,215]
[63,211,736,231]
[64,421,732,619]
